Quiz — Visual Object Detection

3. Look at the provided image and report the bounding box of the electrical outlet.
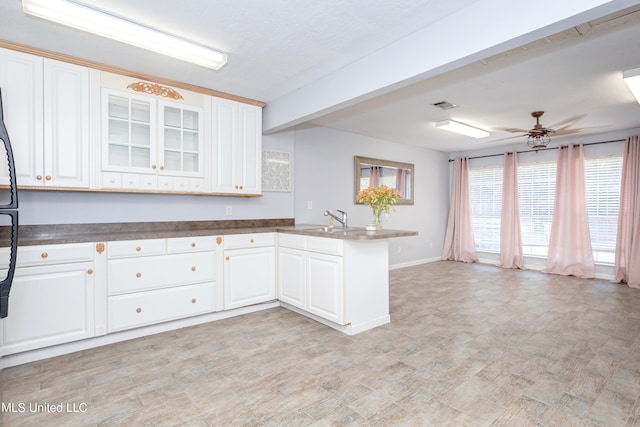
[225,206,233,216]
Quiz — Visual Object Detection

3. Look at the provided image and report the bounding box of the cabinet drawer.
[278,233,306,250]
[108,252,215,295]
[107,239,166,259]
[108,282,215,332]
[307,236,344,256]
[223,232,275,249]
[167,236,217,253]
[0,242,94,268]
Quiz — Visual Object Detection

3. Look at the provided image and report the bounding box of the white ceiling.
[2,0,640,153]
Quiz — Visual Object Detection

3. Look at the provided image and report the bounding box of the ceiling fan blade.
[552,125,608,136]
[484,134,526,143]
[496,127,530,133]
[549,114,587,131]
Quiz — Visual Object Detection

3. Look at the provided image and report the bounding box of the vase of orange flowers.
[356,185,402,230]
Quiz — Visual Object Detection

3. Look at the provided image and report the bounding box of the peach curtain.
[498,152,524,269]
[544,144,595,278]
[396,168,406,198]
[615,135,640,288]
[442,157,478,263]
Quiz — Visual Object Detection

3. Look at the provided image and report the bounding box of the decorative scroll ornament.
[127,82,184,100]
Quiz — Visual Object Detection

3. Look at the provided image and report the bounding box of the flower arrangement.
[356,185,402,229]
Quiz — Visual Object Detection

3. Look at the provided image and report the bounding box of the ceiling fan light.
[623,67,640,104]
[527,134,551,149]
[435,120,489,139]
[22,0,228,70]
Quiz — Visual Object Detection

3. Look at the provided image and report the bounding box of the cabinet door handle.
[136,272,142,278]
[41,252,48,259]
[36,175,43,180]
[136,307,142,313]
[191,298,196,304]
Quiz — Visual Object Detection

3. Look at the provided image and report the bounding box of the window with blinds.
[469,153,622,264]
[585,155,623,264]
[469,166,503,252]
[518,161,556,257]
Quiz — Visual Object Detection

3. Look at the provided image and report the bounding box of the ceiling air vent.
[432,101,458,110]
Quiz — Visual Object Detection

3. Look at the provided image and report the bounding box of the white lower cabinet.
[108,282,215,332]
[223,233,276,309]
[278,234,390,334]
[0,243,96,355]
[307,251,344,325]
[106,236,218,332]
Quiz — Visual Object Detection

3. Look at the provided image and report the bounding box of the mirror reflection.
[354,156,414,205]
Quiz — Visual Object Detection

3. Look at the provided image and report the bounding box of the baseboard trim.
[390,257,440,270]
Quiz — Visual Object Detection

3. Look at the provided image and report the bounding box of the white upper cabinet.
[211,97,262,195]
[43,59,90,187]
[101,87,205,192]
[0,49,89,188]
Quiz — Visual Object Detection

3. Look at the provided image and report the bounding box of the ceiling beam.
[263,0,640,134]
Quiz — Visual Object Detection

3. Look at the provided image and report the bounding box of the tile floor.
[2,261,640,426]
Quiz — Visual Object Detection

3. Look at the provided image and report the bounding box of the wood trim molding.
[0,39,266,108]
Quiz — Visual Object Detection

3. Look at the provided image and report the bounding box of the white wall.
[17,130,296,224]
[291,125,449,267]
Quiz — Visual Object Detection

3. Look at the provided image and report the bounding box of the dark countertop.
[0,219,417,247]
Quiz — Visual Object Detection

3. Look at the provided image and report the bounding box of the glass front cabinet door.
[101,89,204,192]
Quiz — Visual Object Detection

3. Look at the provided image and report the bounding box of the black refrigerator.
[0,88,19,319]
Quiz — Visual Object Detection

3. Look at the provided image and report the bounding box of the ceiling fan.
[496,111,588,149]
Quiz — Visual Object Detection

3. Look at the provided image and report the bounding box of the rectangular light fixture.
[435,119,490,138]
[22,0,228,70]
[624,67,640,104]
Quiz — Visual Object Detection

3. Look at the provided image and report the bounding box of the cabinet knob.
[191,242,196,247]
[136,246,141,252]
[160,165,165,170]
[36,175,43,180]
[152,164,157,169]
[191,266,196,271]
[87,269,93,275]
[41,252,48,259]
[45,175,52,181]
[216,237,222,245]
[234,185,239,189]
[136,307,142,313]
[191,298,196,304]
[250,239,254,243]
[226,256,230,261]
[239,185,244,190]
[136,272,142,278]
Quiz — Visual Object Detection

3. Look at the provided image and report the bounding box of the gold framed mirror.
[354,156,414,205]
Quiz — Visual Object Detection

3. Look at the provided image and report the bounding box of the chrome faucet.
[324,209,348,229]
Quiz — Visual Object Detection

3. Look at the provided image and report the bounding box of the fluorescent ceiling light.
[624,67,640,104]
[22,0,228,70]
[435,120,490,138]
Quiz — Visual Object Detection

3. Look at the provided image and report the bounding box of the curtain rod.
[448,138,626,162]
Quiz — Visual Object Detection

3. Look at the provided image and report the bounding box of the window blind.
[518,161,556,257]
[469,166,503,252]
[585,155,623,264]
